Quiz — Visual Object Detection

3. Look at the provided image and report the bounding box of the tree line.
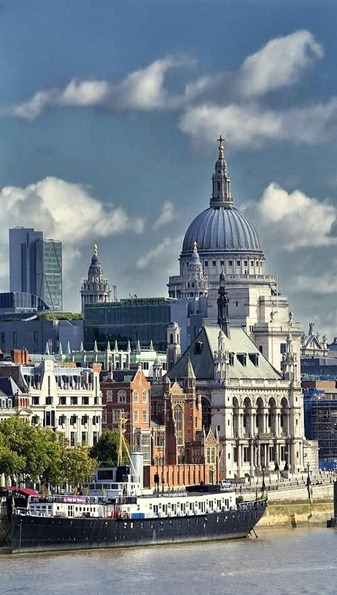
[0,417,126,492]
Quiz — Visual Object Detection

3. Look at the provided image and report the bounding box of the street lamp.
[306,462,311,501]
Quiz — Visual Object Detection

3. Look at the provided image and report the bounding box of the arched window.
[174,405,183,445]
[268,397,277,433]
[243,397,252,435]
[256,398,264,433]
[201,397,211,429]
[233,397,240,437]
[281,397,289,433]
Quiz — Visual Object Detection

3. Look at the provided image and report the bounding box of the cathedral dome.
[182,205,261,254]
[181,135,262,257]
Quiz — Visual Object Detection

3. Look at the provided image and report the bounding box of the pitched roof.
[0,376,21,397]
[168,323,281,382]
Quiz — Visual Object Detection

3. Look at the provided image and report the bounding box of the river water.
[1,527,336,594]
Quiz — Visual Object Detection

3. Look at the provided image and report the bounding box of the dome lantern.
[210,135,233,208]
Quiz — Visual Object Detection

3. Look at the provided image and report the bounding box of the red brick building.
[101,366,151,464]
[149,356,219,488]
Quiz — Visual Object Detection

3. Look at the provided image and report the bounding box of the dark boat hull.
[11,500,267,554]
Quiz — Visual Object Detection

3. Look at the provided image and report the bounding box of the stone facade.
[167,278,308,481]
[0,359,103,447]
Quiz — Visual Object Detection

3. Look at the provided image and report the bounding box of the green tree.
[0,418,65,487]
[0,444,26,484]
[0,418,52,482]
[89,430,128,466]
[62,444,97,488]
[38,430,66,489]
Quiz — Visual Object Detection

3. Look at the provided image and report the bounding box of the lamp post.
[306,462,311,501]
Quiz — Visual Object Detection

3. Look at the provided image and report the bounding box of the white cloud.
[179,103,283,148]
[256,182,337,249]
[14,57,191,120]
[136,236,182,270]
[294,273,337,295]
[155,201,176,227]
[0,177,145,287]
[11,30,336,152]
[179,98,337,149]
[239,30,323,98]
[184,30,323,104]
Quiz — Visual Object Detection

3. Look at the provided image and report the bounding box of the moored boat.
[11,459,267,554]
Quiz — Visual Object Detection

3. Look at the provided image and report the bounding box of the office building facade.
[9,227,63,311]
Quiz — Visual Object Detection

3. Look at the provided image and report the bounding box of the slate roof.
[0,376,21,397]
[108,370,137,383]
[168,324,281,382]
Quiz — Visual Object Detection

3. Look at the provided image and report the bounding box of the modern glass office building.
[84,298,177,351]
[9,228,63,311]
[43,239,63,311]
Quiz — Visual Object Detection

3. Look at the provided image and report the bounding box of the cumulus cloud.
[0,177,145,284]
[256,183,337,249]
[239,30,323,98]
[179,98,337,149]
[179,31,335,149]
[155,201,176,227]
[184,30,323,104]
[14,57,191,120]
[11,30,336,151]
[136,236,182,270]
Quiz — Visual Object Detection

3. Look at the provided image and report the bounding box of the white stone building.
[168,289,306,481]
[19,359,103,447]
[167,137,314,480]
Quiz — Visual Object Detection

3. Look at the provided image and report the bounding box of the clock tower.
[80,244,114,311]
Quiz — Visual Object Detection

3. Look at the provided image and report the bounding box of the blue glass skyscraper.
[9,227,63,311]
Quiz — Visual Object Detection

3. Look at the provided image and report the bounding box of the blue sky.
[1,0,337,338]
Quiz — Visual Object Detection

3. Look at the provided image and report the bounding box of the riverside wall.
[253,483,334,528]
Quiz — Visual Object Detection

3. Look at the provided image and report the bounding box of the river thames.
[1,527,336,594]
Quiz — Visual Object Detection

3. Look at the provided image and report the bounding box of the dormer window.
[237,353,247,366]
[249,353,259,366]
